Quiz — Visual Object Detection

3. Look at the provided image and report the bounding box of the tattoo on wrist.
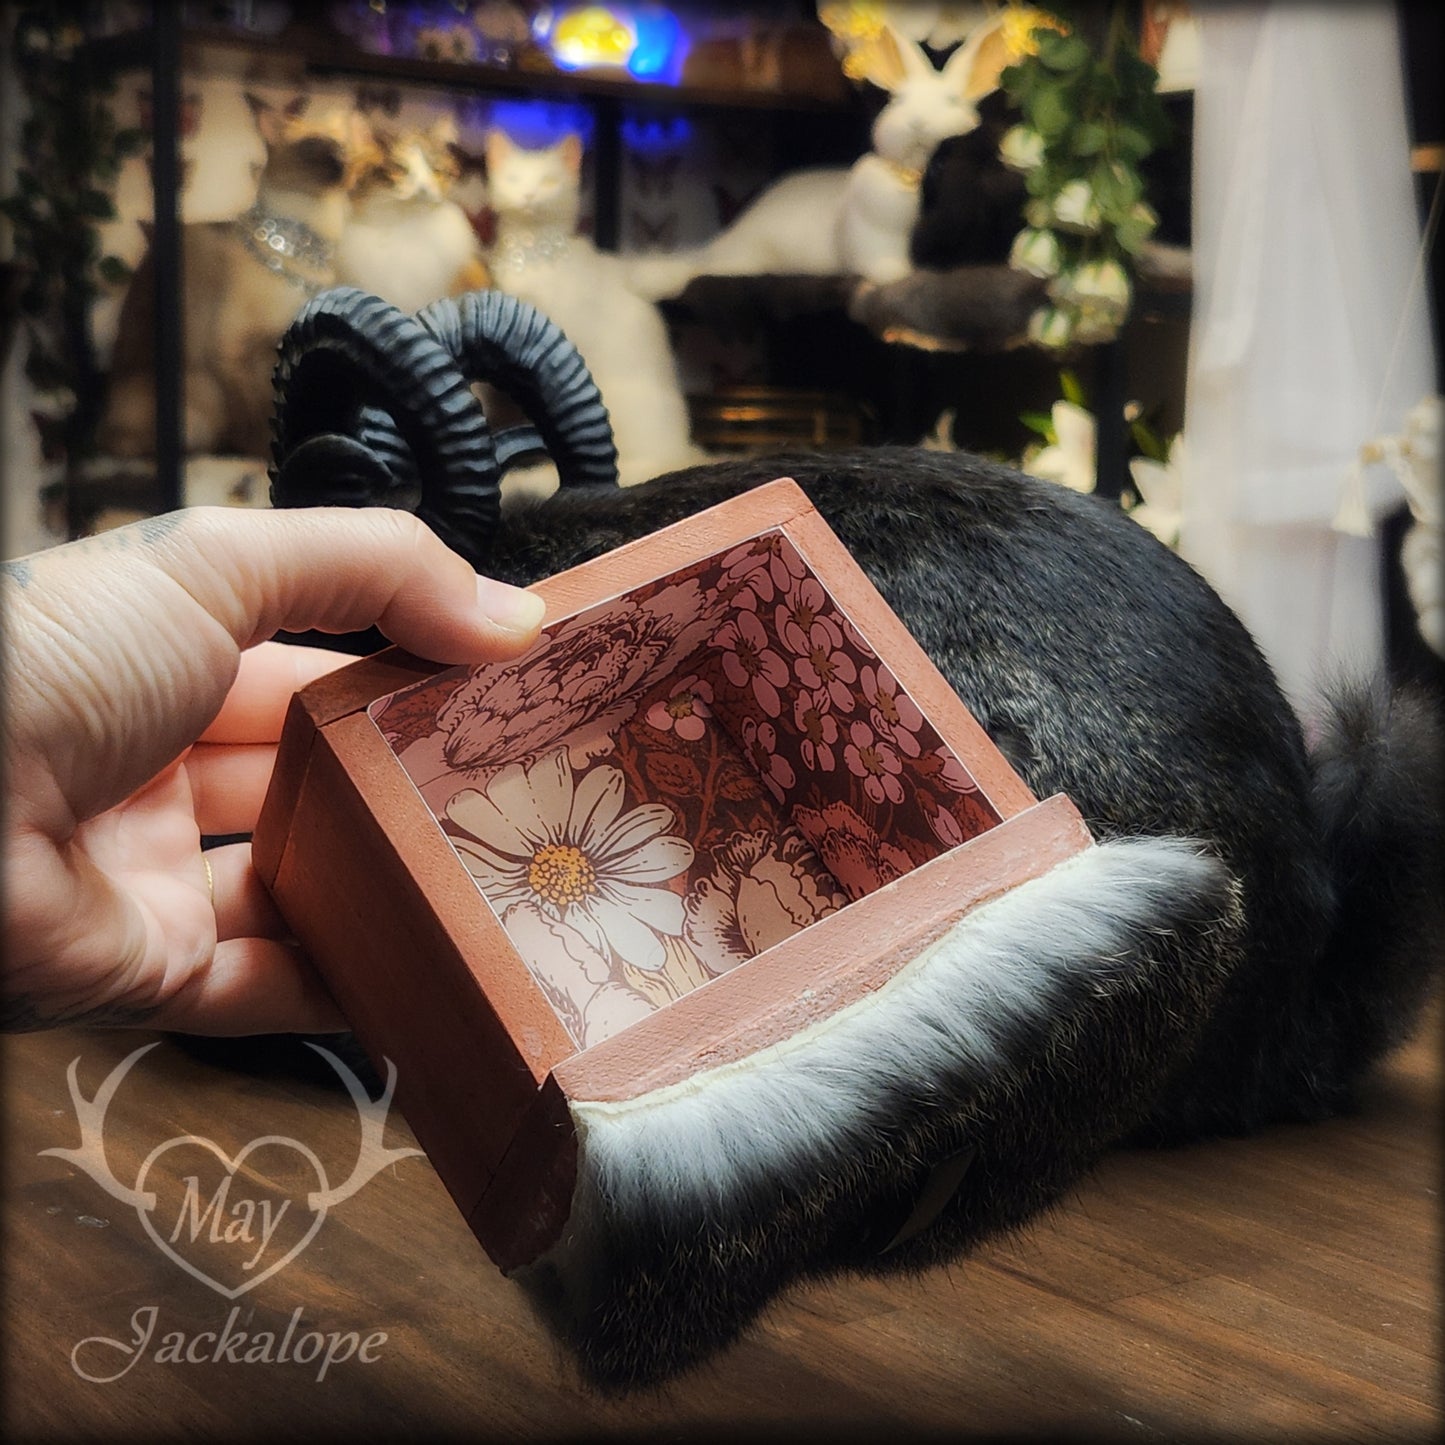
[1,994,163,1034]
[1,558,35,589]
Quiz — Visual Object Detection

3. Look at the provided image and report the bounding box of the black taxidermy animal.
[266,287,1442,1393]
[846,260,1046,350]
[909,90,1027,270]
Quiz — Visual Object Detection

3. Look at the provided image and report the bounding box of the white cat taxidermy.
[97,95,368,461]
[626,12,1013,300]
[334,115,491,314]
[484,129,703,490]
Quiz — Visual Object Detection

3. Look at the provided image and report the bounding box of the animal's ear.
[245,91,281,147]
[346,108,375,156]
[558,132,583,175]
[944,12,1013,102]
[819,10,909,92]
[890,26,942,87]
[449,141,485,177]
[342,113,381,187]
[358,105,397,147]
[485,128,516,170]
[427,111,460,148]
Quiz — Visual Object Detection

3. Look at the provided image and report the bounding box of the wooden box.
[253,479,1092,1271]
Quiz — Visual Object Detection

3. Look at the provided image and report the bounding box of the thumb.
[142,505,545,658]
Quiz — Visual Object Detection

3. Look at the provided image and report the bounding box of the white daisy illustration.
[445,748,694,973]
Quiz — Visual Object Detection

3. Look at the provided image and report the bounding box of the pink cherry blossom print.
[719,531,809,605]
[776,576,842,657]
[683,829,843,973]
[839,613,878,659]
[793,689,840,772]
[714,609,790,718]
[915,747,1002,845]
[740,717,797,803]
[792,800,915,900]
[843,719,905,805]
[931,744,983,794]
[445,748,693,974]
[860,663,925,758]
[719,536,781,607]
[794,630,859,713]
[767,533,810,593]
[645,675,714,742]
[922,795,966,848]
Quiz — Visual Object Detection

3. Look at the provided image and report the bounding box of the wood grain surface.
[3,1003,1438,1444]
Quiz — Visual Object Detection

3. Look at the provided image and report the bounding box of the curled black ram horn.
[354,402,423,510]
[417,290,620,491]
[270,287,500,568]
[272,434,397,509]
[493,423,549,474]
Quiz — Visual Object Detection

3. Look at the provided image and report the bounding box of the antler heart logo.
[42,1043,421,1298]
[134,1135,329,1300]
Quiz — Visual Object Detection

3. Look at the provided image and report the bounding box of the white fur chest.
[336,201,480,314]
[839,154,924,284]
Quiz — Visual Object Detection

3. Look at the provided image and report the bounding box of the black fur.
[260,294,1443,1391]
[845,262,1046,351]
[489,452,1442,1390]
[521,847,1246,1389]
[910,93,1027,269]
[486,449,1441,1153]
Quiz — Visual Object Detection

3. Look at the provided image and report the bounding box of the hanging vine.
[1,5,144,464]
[998,1,1171,348]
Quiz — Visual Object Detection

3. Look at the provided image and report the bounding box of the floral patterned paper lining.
[368,529,1001,1049]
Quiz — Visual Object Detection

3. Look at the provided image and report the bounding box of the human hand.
[2,507,545,1035]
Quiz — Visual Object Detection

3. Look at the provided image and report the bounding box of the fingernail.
[477,577,546,635]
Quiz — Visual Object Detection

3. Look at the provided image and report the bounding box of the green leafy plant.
[997,2,1170,350]
[1,5,144,461]
[1018,368,1182,547]
[1019,367,1088,444]
[1022,371,1171,463]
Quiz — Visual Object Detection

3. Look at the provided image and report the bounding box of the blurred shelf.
[80,20,856,113]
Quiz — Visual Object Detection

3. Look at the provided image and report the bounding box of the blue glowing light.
[484,98,597,148]
[534,5,687,84]
[619,113,693,153]
[628,9,685,83]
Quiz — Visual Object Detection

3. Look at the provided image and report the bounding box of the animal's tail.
[517,836,1245,1391]
[1129,676,1441,1146]
[1308,679,1443,1081]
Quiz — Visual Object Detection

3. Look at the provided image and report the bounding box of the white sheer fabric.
[1179,1,1436,712]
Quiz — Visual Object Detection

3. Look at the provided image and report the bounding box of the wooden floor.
[3,1006,1438,1444]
